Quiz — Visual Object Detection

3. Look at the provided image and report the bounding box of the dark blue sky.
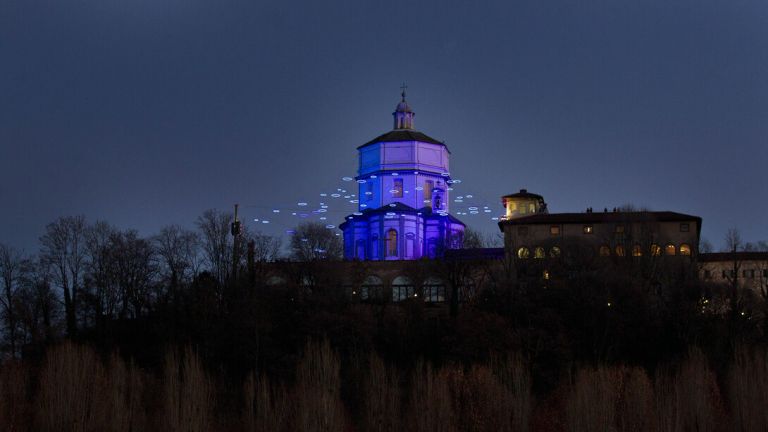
[1,0,766,252]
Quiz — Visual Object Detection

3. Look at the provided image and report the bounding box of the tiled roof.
[500,211,701,225]
[359,129,444,148]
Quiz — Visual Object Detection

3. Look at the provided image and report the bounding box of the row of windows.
[523,223,692,236]
[705,269,768,279]
[360,275,447,303]
[516,243,693,259]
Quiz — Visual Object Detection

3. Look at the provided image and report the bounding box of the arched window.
[650,244,662,256]
[392,276,414,302]
[632,244,643,257]
[424,180,434,207]
[423,277,446,302]
[534,247,546,259]
[615,245,626,257]
[680,244,691,256]
[665,244,676,256]
[599,245,611,256]
[550,246,561,258]
[392,179,403,198]
[517,247,530,259]
[386,229,398,257]
[361,275,384,301]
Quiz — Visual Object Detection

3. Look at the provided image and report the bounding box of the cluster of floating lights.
[247,172,504,235]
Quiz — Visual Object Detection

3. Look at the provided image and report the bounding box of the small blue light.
[342,176,353,181]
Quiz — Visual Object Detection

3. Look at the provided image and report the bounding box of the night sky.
[1,0,766,252]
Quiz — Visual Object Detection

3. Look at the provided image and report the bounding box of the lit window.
[665,244,676,256]
[599,245,611,256]
[424,180,434,207]
[679,244,691,256]
[680,223,690,232]
[650,244,662,256]
[386,229,398,257]
[615,245,626,257]
[392,179,403,198]
[550,225,560,235]
[583,225,593,234]
[543,270,550,280]
[534,247,545,259]
[517,247,530,259]
[550,246,561,258]
[632,244,642,257]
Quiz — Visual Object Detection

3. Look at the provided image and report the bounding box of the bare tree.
[39,215,87,336]
[15,259,59,347]
[83,221,119,323]
[110,230,156,319]
[196,209,233,286]
[247,230,282,263]
[0,243,31,357]
[154,225,201,301]
[289,222,343,261]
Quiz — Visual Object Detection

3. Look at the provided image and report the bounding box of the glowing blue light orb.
[325,224,335,229]
[415,186,423,191]
[342,176,353,181]
[441,172,450,177]
[253,218,259,222]
[357,179,366,183]
[370,175,377,179]
[466,194,473,198]
[389,203,396,207]
[349,200,358,203]
[331,193,341,198]
[391,172,399,176]
[297,202,307,206]
[262,220,270,224]
[353,212,363,216]
[468,207,478,211]
[318,209,327,213]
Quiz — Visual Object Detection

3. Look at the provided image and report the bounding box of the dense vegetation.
[1,213,767,431]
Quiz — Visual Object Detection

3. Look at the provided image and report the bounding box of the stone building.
[339,91,465,260]
[497,189,702,261]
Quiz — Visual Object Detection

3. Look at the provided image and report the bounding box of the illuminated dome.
[393,89,415,130]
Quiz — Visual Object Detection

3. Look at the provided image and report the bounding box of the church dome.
[395,99,413,113]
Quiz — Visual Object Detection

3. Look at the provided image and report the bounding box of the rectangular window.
[583,225,593,234]
[424,180,434,207]
[518,226,528,236]
[764,270,768,278]
[550,225,560,235]
[744,269,755,278]
[680,223,690,232]
[722,270,727,279]
[392,179,403,198]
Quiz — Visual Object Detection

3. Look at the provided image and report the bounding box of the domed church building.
[339,91,466,260]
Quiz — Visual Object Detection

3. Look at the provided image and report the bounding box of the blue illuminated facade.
[339,92,465,260]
